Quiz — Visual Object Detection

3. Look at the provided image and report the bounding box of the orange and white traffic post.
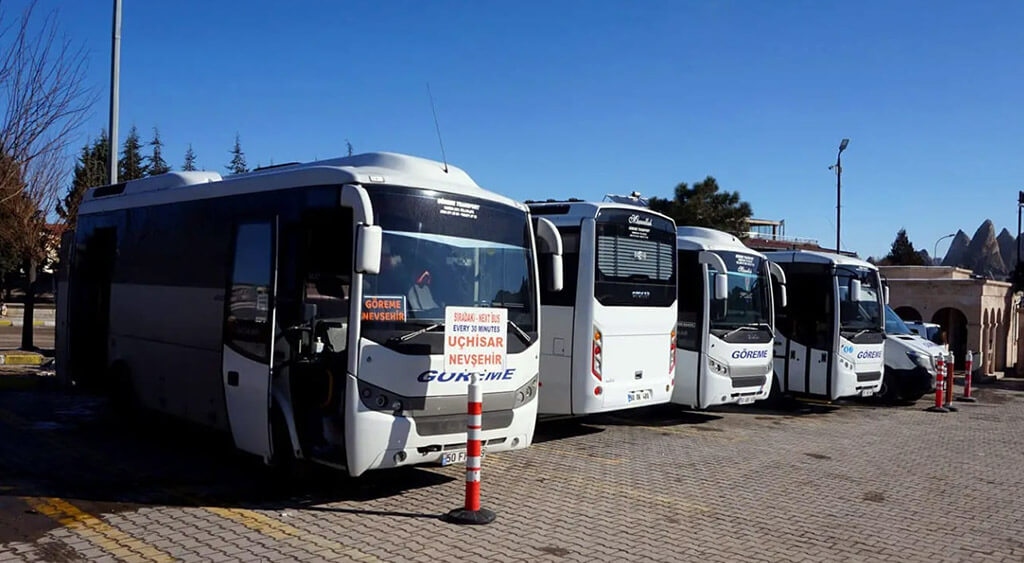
[927,355,949,413]
[957,350,977,403]
[445,373,496,525]
[943,352,958,412]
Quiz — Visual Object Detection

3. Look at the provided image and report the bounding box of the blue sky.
[15,0,1024,259]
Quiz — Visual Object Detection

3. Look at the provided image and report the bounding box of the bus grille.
[856,371,882,382]
[731,376,766,388]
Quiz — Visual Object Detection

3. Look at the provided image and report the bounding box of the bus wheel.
[876,372,900,404]
[269,407,298,476]
[107,361,136,413]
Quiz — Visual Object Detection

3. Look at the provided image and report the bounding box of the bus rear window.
[593,209,676,307]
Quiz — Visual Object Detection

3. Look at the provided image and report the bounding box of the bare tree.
[0,1,92,349]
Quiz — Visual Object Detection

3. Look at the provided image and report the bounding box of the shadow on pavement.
[0,376,455,542]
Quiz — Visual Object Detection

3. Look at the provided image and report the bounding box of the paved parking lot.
[1,371,1023,562]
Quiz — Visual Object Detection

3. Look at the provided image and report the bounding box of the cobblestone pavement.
[1,373,1023,562]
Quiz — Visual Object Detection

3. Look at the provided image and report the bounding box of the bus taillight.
[591,328,603,381]
[669,329,677,372]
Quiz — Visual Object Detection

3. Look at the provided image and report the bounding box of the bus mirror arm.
[698,251,728,300]
[768,261,788,309]
[547,254,564,292]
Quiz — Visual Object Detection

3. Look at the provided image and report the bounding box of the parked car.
[880,307,943,402]
[904,321,942,345]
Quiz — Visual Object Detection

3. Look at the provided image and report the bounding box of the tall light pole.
[828,138,849,253]
[934,233,955,265]
[108,0,121,183]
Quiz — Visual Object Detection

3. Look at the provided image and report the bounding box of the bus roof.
[675,226,766,257]
[763,249,877,270]
[525,200,674,224]
[79,152,523,215]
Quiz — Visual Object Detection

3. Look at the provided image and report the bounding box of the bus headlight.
[358,380,411,414]
[708,357,729,376]
[513,376,539,409]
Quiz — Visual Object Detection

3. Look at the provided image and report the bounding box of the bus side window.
[676,250,702,352]
[226,222,274,362]
[540,226,580,306]
[301,209,353,353]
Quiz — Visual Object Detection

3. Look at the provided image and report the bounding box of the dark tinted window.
[777,262,833,350]
[593,209,676,307]
[226,222,274,362]
[676,249,703,351]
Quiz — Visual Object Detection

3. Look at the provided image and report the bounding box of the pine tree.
[147,127,170,176]
[227,133,248,174]
[649,176,753,235]
[883,228,925,265]
[182,144,198,171]
[119,125,147,180]
[57,131,110,228]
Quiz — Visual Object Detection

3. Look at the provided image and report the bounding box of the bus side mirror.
[883,285,890,305]
[355,224,382,275]
[850,279,862,302]
[533,217,564,292]
[547,254,564,293]
[715,273,729,301]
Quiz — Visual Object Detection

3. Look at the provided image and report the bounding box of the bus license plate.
[440,450,485,466]
[627,389,652,403]
[738,396,756,405]
[440,451,466,466]
[860,389,874,397]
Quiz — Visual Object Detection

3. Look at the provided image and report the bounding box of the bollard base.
[944,404,959,412]
[926,406,950,413]
[955,396,978,403]
[444,507,496,525]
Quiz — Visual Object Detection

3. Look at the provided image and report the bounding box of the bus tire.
[107,360,136,413]
[269,406,296,474]
[876,372,901,404]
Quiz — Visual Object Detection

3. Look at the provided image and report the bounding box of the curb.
[0,353,45,366]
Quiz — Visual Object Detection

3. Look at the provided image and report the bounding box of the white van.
[880,307,941,402]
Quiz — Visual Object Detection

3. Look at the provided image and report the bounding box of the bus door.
[222,220,278,461]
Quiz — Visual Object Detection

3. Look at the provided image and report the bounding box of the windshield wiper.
[508,320,533,344]
[388,322,444,344]
[721,325,759,339]
[844,328,876,340]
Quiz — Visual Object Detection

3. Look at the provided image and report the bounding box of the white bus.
[526,200,677,415]
[765,250,885,401]
[672,227,787,409]
[57,152,563,476]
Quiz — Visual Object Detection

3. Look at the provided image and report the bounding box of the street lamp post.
[828,138,850,253]
[934,233,955,265]
[109,0,121,183]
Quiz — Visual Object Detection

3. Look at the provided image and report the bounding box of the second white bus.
[527,200,677,415]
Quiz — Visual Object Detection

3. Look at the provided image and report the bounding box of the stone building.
[880,266,1020,375]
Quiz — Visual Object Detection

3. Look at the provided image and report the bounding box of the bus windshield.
[837,268,882,333]
[361,186,536,354]
[708,251,771,331]
[593,208,676,307]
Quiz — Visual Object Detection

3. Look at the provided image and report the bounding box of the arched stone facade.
[881,266,1019,375]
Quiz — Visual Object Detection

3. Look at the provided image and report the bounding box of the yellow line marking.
[22,496,174,562]
[204,506,379,561]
